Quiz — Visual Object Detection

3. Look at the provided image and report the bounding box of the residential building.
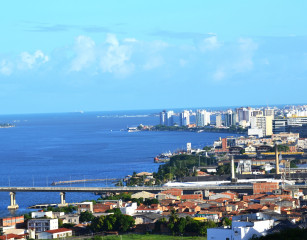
[77,202,94,214]
[207,213,275,240]
[159,110,166,125]
[196,110,210,127]
[216,114,222,127]
[27,219,58,233]
[0,216,24,227]
[180,110,190,126]
[37,228,72,239]
[250,116,273,137]
[165,111,174,126]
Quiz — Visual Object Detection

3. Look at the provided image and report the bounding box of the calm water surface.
[0,111,241,216]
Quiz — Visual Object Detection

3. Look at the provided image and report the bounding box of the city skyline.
[1,1,307,114]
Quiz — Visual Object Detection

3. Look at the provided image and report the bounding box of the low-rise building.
[77,202,94,214]
[207,213,275,240]
[37,228,72,239]
[27,219,58,233]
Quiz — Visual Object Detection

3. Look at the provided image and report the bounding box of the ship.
[154,151,173,163]
[127,127,140,132]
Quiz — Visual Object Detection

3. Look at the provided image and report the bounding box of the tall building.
[272,119,288,134]
[250,116,273,136]
[236,107,251,123]
[180,110,190,126]
[224,110,235,127]
[196,110,210,127]
[159,110,166,125]
[216,114,222,127]
[264,107,275,117]
[165,111,174,126]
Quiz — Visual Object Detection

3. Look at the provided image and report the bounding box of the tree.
[79,211,94,223]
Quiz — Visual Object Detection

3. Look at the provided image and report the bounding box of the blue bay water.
[0,110,241,216]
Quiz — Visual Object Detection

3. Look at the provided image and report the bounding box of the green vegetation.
[254,227,307,240]
[273,144,290,152]
[154,125,189,131]
[80,211,95,222]
[101,193,158,206]
[216,163,235,175]
[154,154,217,183]
[84,234,206,240]
[155,211,216,236]
[46,205,77,213]
[91,208,135,233]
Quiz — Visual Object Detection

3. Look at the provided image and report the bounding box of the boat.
[154,151,173,163]
[127,127,140,132]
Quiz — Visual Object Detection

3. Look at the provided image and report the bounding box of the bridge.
[2,184,305,210]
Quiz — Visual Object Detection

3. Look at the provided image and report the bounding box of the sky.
[0,1,306,114]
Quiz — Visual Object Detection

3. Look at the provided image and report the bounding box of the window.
[226,238,230,240]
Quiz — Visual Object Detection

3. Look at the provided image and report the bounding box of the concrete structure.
[31,211,53,219]
[8,192,18,210]
[207,213,275,240]
[77,202,93,213]
[27,219,58,233]
[37,228,72,239]
[165,111,174,126]
[159,111,166,125]
[224,110,235,127]
[0,216,24,227]
[250,116,273,137]
[275,145,280,174]
[216,114,222,127]
[180,110,190,126]
[253,182,279,194]
[120,202,138,215]
[196,110,210,127]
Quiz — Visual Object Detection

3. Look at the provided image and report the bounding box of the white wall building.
[120,202,138,215]
[27,219,58,233]
[180,110,190,126]
[196,110,210,127]
[31,211,53,219]
[207,213,275,240]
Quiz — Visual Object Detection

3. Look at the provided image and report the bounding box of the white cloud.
[100,34,134,76]
[20,50,49,69]
[143,56,164,70]
[70,35,96,72]
[199,36,221,52]
[0,60,13,75]
[212,38,258,81]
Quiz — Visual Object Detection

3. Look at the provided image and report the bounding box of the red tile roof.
[46,228,72,234]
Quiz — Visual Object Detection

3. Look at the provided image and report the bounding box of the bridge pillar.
[8,192,19,210]
[60,192,66,204]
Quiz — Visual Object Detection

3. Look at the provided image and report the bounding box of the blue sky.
[0,1,306,114]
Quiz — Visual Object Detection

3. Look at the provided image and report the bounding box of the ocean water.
[0,110,241,216]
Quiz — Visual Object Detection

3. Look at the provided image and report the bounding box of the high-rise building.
[264,107,275,117]
[216,114,222,127]
[196,110,210,127]
[160,110,166,125]
[165,111,174,126]
[180,110,190,126]
[272,119,288,134]
[236,107,251,123]
[224,110,235,127]
[250,116,273,136]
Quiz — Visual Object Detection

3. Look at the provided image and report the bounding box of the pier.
[51,178,118,186]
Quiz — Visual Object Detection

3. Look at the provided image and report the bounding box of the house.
[0,216,24,227]
[133,213,162,224]
[131,191,155,200]
[120,202,138,215]
[135,204,162,214]
[77,202,94,213]
[0,234,25,240]
[160,188,183,197]
[207,213,275,240]
[27,219,58,233]
[36,228,72,239]
[181,194,203,201]
[60,214,79,225]
[31,211,53,219]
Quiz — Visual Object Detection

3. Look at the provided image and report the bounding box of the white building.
[36,228,72,239]
[165,111,174,126]
[180,110,190,126]
[77,202,94,214]
[250,116,273,137]
[31,211,53,219]
[27,219,58,233]
[120,202,138,215]
[196,110,210,127]
[216,114,222,127]
[207,213,275,240]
